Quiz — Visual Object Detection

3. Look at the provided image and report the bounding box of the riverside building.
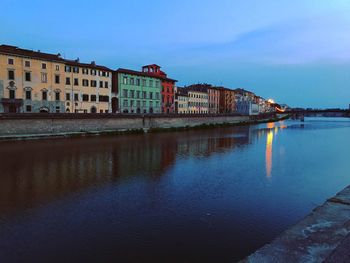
[112,65,176,114]
[175,87,189,114]
[0,44,112,113]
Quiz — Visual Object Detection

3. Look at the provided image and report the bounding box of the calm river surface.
[1,118,350,262]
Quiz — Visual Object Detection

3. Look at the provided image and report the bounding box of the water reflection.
[0,127,256,216]
[266,130,274,178]
[264,121,287,178]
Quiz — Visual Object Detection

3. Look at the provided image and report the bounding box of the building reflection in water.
[0,125,261,216]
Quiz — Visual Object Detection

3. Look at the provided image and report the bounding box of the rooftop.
[0,44,112,71]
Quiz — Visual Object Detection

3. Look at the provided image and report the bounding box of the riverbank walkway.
[241,185,350,262]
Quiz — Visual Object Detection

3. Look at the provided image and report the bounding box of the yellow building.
[0,45,112,113]
[63,60,112,113]
[187,90,208,114]
[175,87,189,114]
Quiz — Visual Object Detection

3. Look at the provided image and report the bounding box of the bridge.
[283,108,350,118]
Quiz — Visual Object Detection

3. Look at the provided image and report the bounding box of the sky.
[1,0,350,108]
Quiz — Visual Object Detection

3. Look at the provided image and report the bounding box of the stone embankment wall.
[0,113,263,136]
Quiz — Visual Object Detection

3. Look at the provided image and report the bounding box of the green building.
[111,68,162,114]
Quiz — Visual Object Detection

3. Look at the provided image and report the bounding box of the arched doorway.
[136,108,141,114]
[149,107,153,114]
[91,106,97,113]
[39,107,49,113]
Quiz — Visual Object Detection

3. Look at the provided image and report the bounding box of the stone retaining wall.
[0,114,253,136]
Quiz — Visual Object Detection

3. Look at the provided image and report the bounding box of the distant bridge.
[284,109,350,118]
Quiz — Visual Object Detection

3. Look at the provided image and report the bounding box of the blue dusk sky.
[1,0,350,108]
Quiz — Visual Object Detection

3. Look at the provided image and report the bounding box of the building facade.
[112,69,162,114]
[208,86,220,114]
[0,45,65,113]
[175,87,189,114]
[187,90,208,114]
[141,64,176,114]
[63,60,112,113]
[218,87,235,113]
[0,45,112,113]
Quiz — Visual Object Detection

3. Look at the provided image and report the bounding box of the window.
[123,100,128,107]
[66,77,71,85]
[149,80,153,87]
[25,72,31,81]
[149,92,153,100]
[8,70,14,80]
[66,93,71,101]
[74,78,79,86]
[100,81,103,88]
[82,68,89,74]
[104,81,108,88]
[73,67,79,73]
[99,95,109,102]
[143,100,146,107]
[42,91,47,101]
[130,90,135,98]
[9,89,15,99]
[74,93,79,101]
[55,92,60,101]
[122,89,128,97]
[130,100,134,107]
[25,90,31,100]
[42,63,47,69]
[90,80,97,87]
[25,61,30,67]
[55,75,60,84]
[65,66,71,72]
[8,58,14,65]
[156,92,159,100]
[123,76,128,85]
[55,65,60,71]
[26,105,32,112]
[156,81,159,88]
[136,91,140,99]
[136,79,140,86]
[142,79,146,86]
[137,100,141,107]
[82,79,89,86]
[130,78,134,85]
[91,69,96,75]
[143,91,147,99]
[82,94,89,101]
[41,73,47,83]
[91,95,96,101]
[55,106,60,113]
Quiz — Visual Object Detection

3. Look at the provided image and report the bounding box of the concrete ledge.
[242,185,350,263]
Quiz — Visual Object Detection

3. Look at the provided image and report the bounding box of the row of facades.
[0,45,276,115]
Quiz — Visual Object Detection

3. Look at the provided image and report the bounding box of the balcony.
[1,98,23,105]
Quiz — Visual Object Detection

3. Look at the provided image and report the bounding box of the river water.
[1,118,350,262]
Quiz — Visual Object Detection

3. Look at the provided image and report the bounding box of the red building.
[142,64,176,114]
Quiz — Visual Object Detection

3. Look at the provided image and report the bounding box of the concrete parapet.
[242,185,350,263]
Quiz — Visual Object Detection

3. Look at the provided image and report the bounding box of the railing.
[0,112,279,120]
[1,98,23,105]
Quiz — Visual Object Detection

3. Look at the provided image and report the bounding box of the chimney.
[75,57,80,62]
